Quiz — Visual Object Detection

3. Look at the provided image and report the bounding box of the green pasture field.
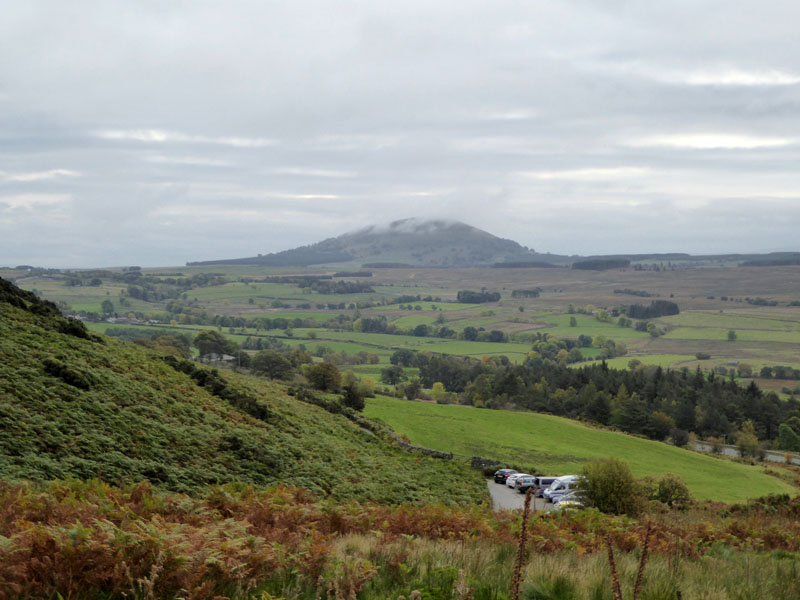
[662,327,800,343]
[86,323,176,338]
[346,364,388,376]
[660,310,800,332]
[371,286,461,300]
[306,330,535,358]
[71,300,152,314]
[423,340,533,359]
[568,347,603,360]
[256,312,339,321]
[188,281,383,307]
[188,282,302,302]
[293,339,394,359]
[279,328,538,364]
[577,354,697,370]
[535,313,651,340]
[435,317,514,329]
[88,322,220,336]
[13,277,147,313]
[291,329,427,348]
[370,301,476,311]
[389,314,439,328]
[364,396,797,502]
[342,364,421,380]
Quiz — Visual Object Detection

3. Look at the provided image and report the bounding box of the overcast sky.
[2,1,799,267]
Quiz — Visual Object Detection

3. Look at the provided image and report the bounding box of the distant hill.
[185,218,800,269]
[0,277,483,503]
[188,218,556,267]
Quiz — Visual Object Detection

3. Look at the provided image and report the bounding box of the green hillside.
[0,278,485,504]
[364,396,797,502]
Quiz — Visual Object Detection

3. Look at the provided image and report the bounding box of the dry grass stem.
[633,523,653,600]
[510,488,533,600]
[605,535,623,600]
[454,568,474,600]
[136,551,164,600]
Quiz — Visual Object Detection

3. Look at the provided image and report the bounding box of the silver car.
[506,473,531,488]
[543,475,578,502]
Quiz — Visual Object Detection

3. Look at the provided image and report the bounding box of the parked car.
[553,490,587,510]
[514,475,536,494]
[543,475,579,502]
[506,473,531,488]
[493,468,518,484]
[532,476,558,497]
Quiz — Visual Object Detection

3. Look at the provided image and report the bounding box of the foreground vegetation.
[3,480,800,600]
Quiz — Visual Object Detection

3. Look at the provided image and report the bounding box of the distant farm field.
[13,263,800,385]
[536,313,650,339]
[579,354,697,370]
[364,396,796,503]
[660,311,800,332]
[662,328,799,343]
[372,301,476,311]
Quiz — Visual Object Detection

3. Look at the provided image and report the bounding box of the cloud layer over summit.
[2,1,799,266]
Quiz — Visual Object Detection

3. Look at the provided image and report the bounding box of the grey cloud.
[1,0,799,266]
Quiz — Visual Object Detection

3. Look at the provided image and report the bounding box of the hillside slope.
[0,278,485,503]
[188,218,550,267]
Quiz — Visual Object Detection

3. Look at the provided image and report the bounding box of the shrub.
[251,350,294,379]
[306,361,342,391]
[341,384,366,411]
[652,473,691,508]
[735,421,760,458]
[580,457,642,516]
[670,428,690,447]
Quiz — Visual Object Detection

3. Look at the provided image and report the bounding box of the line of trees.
[624,300,680,319]
[388,350,797,445]
[572,259,631,270]
[456,290,501,303]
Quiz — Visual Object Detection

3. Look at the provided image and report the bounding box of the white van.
[543,475,579,503]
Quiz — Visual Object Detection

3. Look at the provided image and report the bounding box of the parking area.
[486,479,551,512]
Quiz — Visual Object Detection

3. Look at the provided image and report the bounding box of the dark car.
[493,468,518,483]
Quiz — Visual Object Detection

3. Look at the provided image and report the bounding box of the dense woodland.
[410,352,795,445]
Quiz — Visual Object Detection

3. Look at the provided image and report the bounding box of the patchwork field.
[11,263,800,380]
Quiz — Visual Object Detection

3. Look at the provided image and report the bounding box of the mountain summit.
[189,218,541,267]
